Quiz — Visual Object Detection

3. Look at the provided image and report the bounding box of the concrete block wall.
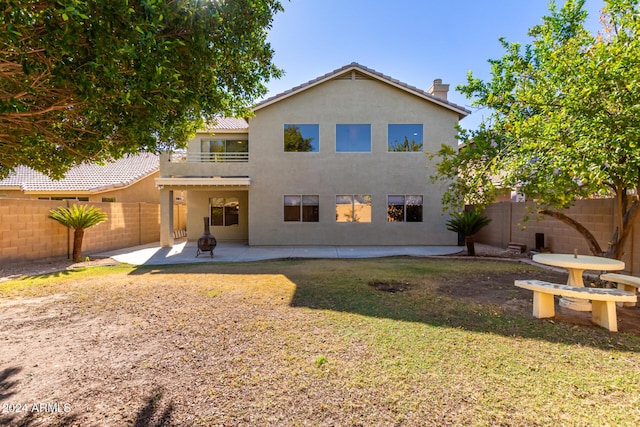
[0,199,68,262]
[0,199,164,265]
[476,199,640,273]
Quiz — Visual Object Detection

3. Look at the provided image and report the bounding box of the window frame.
[283,124,320,153]
[336,194,372,223]
[387,124,424,152]
[210,197,240,227]
[284,195,319,222]
[387,195,423,222]
[336,124,372,153]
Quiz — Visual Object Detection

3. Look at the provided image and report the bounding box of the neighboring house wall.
[477,199,640,274]
[0,199,174,264]
[0,172,160,203]
[93,171,160,203]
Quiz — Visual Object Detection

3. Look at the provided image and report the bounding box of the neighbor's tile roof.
[253,62,471,118]
[204,117,249,131]
[0,153,159,193]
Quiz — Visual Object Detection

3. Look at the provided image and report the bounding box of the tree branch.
[538,209,604,255]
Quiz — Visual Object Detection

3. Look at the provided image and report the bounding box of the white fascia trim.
[155,177,251,187]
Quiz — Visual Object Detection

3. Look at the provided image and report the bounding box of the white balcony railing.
[169,152,249,163]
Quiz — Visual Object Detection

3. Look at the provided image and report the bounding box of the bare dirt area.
[1,246,640,426]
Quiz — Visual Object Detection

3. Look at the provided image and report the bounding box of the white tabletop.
[532,253,624,271]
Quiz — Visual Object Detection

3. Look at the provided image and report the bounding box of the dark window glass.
[302,195,319,222]
[211,207,224,226]
[284,196,301,221]
[211,197,239,226]
[285,195,319,222]
[406,195,423,222]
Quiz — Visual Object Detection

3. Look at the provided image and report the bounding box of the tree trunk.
[604,199,640,259]
[538,209,604,256]
[72,228,85,262]
[465,236,476,256]
[540,200,640,260]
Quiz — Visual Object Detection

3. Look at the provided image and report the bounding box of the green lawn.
[1,258,639,426]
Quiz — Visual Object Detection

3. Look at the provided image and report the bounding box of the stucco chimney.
[427,79,449,100]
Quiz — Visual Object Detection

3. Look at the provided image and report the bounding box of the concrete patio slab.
[95,240,464,266]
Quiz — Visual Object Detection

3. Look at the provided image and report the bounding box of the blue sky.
[264,0,606,130]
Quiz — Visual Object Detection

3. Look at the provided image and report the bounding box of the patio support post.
[160,189,175,248]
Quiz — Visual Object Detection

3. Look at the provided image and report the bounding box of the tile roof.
[253,62,471,118]
[204,117,249,131]
[0,153,159,193]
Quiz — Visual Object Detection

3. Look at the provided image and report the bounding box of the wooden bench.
[507,242,527,254]
[600,273,640,307]
[514,279,637,332]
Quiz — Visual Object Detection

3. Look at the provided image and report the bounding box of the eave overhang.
[155,177,251,188]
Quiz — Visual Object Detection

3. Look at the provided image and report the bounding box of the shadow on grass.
[132,387,174,427]
[290,276,640,351]
[0,367,173,426]
[126,259,640,352]
[0,257,619,355]
[0,366,78,427]
[0,366,21,400]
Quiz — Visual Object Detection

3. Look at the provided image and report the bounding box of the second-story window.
[284,124,319,152]
[201,138,248,162]
[388,124,423,152]
[336,124,371,152]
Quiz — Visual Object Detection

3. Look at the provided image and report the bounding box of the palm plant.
[446,210,491,256]
[49,204,108,262]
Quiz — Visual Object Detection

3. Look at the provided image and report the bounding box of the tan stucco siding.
[246,77,459,246]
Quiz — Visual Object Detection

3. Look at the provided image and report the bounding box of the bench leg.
[618,285,637,307]
[591,300,618,332]
[532,292,555,318]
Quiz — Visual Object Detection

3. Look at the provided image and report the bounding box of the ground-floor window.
[284,195,319,222]
[387,195,423,222]
[336,195,372,223]
[210,197,239,226]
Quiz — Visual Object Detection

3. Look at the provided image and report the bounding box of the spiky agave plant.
[49,204,108,262]
[446,210,491,256]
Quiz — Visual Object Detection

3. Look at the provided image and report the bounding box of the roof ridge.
[253,62,471,117]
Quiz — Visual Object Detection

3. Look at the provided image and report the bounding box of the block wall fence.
[0,199,186,265]
[476,199,640,274]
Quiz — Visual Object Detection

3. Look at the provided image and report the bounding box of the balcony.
[161,151,251,179]
[169,152,249,163]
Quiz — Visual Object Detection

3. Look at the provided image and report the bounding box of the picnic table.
[532,253,625,311]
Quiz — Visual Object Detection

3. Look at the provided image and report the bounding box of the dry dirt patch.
[1,257,640,426]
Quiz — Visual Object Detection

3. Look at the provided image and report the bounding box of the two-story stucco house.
[156,63,470,247]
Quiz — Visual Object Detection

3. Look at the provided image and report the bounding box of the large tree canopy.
[0,0,283,178]
[430,0,640,259]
